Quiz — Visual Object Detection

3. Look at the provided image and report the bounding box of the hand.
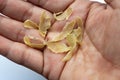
[0,0,120,80]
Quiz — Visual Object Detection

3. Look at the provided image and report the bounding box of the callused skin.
[0,0,120,80]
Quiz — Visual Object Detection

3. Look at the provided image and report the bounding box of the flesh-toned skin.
[0,0,120,80]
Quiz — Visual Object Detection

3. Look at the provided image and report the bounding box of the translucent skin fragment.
[62,48,75,61]
[62,18,84,61]
[62,33,77,61]
[76,18,84,45]
[47,42,70,53]
[73,27,81,37]
[54,20,75,41]
[24,20,39,29]
[66,33,77,47]
[24,36,45,49]
[76,17,83,28]
[54,7,72,20]
[39,11,51,37]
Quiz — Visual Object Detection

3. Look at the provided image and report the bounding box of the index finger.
[0,0,53,23]
[26,0,74,12]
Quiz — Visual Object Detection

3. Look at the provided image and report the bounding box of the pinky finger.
[0,35,44,74]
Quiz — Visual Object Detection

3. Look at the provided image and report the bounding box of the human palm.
[0,0,120,80]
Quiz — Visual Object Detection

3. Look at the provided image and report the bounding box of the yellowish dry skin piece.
[66,33,77,47]
[39,11,51,37]
[54,20,75,41]
[47,41,70,53]
[54,7,72,20]
[76,18,84,45]
[62,33,77,61]
[24,36,45,49]
[54,12,63,16]
[62,48,76,61]
[24,20,39,29]
[58,18,83,61]
[72,27,82,38]
[76,17,83,28]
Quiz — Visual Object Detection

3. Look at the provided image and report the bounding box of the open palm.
[0,0,120,80]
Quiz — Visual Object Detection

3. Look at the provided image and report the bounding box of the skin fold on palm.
[0,0,120,80]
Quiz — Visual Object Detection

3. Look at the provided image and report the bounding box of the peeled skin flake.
[76,18,84,45]
[73,27,81,37]
[62,18,84,61]
[66,33,77,47]
[62,33,77,61]
[47,42,70,53]
[76,17,83,28]
[54,7,72,20]
[39,11,51,37]
[24,36,45,49]
[24,20,39,29]
[62,48,76,61]
[72,26,82,45]
[54,20,75,41]
[54,12,63,16]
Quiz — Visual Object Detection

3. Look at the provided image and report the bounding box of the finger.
[26,0,74,12]
[105,0,120,9]
[0,16,44,43]
[0,35,43,74]
[0,0,53,22]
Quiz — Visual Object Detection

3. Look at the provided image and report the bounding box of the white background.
[91,0,105,3]
[0,0,105,80]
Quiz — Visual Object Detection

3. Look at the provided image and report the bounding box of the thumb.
[105,0,120,9]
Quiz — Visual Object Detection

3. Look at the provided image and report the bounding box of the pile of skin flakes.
[23,7,84,61]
